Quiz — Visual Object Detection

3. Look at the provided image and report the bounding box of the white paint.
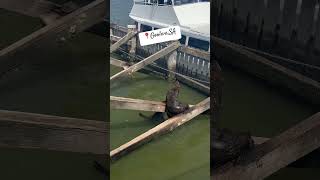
[138,26,181,46]
[129,2,210,41]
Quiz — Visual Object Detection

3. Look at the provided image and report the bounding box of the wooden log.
[0,0,105,75]
[0,110,107,154]
[110,31,137,53]
[110,57,130,69]
[110,96,166,112]
[110,97,210,161]
[110,41,181,82]
[213,112,320,180]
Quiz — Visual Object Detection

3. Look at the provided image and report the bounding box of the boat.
[129,0,210,51]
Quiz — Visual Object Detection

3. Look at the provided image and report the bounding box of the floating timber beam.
[110,31,137,53]
[110,41,181,82]
[110,96,166,112]
[0,0,105,75]
[212,112,320,180]
[110,97,210,161]
[110,57,130,69]
[0,110,107,154]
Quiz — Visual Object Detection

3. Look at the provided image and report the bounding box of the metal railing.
[133,0,209,6]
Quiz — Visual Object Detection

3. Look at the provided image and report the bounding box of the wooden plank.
[110,96,166,112]
[110,57,130,69]
[110,97,210,161]
[213,112,320,180]
[212,36,320,105]
[110,41,181,82]
[0,110,107,154]
[179,46,210,60]
[0,0,105,75]
[110,31,136,53]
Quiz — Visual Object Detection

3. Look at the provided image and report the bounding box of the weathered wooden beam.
[0,0,105,75]
[212,36,320,105]
[110,57,130,69]
[213,112,320,180]
[110,41,181,82]
[0,110,107,154]
[110,96,166,112]
[179,46,210,60]
[110,31,137,53]
[110,97,210,161]
[176,73,210,95]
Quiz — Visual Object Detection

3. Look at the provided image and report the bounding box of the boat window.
[188,37,209,51]
[160,0,172,5]
[141,24,153,31]
[179,35,186,45]
[174,0,197,5]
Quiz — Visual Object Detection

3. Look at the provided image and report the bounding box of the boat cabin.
[130,0,210,52]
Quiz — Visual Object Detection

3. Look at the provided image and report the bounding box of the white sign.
[138,26,181,46]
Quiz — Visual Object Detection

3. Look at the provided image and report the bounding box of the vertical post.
[128,24,137,63]
[167,48,177,81]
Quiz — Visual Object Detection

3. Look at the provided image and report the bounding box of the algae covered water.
[0,9,106,180]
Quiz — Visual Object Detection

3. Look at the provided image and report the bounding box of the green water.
[0,9,106,180]
[110,65,210,180]
[218,65,317,179]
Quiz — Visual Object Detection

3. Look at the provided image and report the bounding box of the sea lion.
[165,81,189,117]
[139,81,189,121]
[211,128,254,169]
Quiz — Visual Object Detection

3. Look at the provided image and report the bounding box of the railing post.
[128,24,137,62]
[167,43,178,80]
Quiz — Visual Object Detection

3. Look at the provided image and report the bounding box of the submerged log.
[110,97,210,161]
[0,110,107,154]
[213,112,320,180]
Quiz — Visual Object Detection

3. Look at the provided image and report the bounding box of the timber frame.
[109,26,211,161]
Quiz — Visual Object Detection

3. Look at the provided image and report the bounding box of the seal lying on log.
[211,128,254,169]
[139,81,190,120]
